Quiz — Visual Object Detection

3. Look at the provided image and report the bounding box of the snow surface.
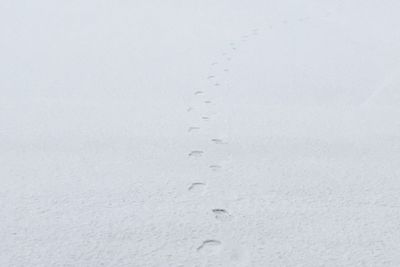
[2,0,400,266]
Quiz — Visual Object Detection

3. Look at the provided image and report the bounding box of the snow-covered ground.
[2,1,400,266]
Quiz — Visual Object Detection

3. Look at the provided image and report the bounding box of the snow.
[1,0,400,266]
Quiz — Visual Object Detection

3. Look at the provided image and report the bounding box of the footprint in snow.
[209,165,222,171]
[202,116,210,121]
[214,83,220,86]
[197,240,222,253]
[207,75,215,79]
[212,209,232,221]
[189,150,204,157]
[211,138,226,144]
[195,90,204,95]
[204,100,212,104]
[187,107,193,112]
[224,69,229,72]
[188,182,206,194]
[188,127,200,132]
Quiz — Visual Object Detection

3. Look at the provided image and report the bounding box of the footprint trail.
[184,27,263,257]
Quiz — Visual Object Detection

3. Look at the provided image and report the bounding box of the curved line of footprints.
[186,27,261,254]
[186,17,312,253]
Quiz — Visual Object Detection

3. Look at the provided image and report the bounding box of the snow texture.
[2,0,400,266]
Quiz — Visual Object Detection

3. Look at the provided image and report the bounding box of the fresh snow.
[2,0,400,266]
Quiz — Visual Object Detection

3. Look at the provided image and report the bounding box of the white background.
[1,1,400,266]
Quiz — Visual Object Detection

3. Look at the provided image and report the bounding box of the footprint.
[188,127,200,132]
[188,182,206,193]
[202,116,210,122]
[211,62,218,66]
[212,209,232,221]
[189,150,204,157]
[224,69,229,72]
[204,100,212,104]
[211,138,225,144]
[214,83,220,86]
[187,107,193,112]
[207,75,215,79]
[194,90,204,95]
[197,240,222,252]
[209,165,222,171]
